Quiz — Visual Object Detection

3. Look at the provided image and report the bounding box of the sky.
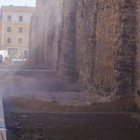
[0,0,36,7]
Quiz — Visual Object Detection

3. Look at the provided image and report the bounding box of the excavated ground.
[3,95,140,140]
[1,71,140,140]
[0,74,135,112]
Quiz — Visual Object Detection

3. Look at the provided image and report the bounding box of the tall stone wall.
[29,0,63,69]
[136,0,140,94]
[29,12,38,64]
[114,0,137,95]
[92,0,120,93]
[0,19,2,46]
[75,0,137,95]
[57,0,78,81]
[75,0,97,87]
[29,0,139,96]
[93,0,137,95]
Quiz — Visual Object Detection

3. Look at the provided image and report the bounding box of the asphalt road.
[2,95,140,140]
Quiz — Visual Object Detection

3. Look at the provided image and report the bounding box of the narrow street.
[2,94,140,140]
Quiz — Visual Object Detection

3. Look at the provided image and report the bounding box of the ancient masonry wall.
[90,0,120,93]
[136,0,140,94]
[0,19,2,46]
[29,0,139,96]
[94,0,137,95]
[29,0,63,69]
[114,0,137,95]
[57,0,78,81]
[75,0,97,87]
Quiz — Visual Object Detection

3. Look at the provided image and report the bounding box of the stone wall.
[114,0,137,95]
[29,0,63,69]
[29,0,139,96]
[57,0,78,81]
[0,18,2,46]
[92,0,120,93]
[136,0,140,95]
[75,0,97,87]
[93,0,137,95]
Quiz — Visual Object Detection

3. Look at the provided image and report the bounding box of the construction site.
[0,65,140,140]
[1,0,140,140]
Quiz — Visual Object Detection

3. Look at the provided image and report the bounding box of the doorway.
[8,48,18,58]
[24,50,28,59]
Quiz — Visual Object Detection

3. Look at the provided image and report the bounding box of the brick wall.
[57,0,78,81]
[75,0,97,87]
[0,19,2,46]
[92,0,120,94]
[136,0,140,94]
[114,0,137,95]
[29,0,63,69]
[29,0,138,96]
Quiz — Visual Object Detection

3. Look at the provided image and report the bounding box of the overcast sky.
[0,0,36,7]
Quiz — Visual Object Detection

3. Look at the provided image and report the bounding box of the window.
[18,38,22,44]
[7,27,11,32]
[19,27,23,33]
[7,16,11,21]
[7,37,11,43]
[19,16,23,22]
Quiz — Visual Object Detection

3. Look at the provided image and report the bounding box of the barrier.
[0,95,7,140]
[0,132,4,140]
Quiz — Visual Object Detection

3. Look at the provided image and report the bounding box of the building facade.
[0,6,35,58]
